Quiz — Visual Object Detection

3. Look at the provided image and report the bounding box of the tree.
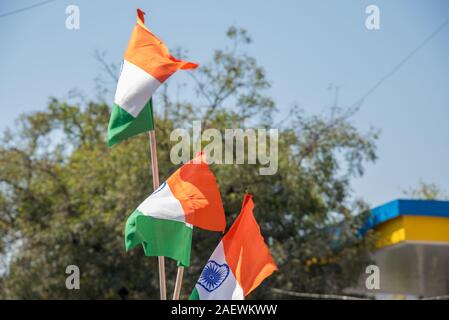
[402,181,448,200]
[0,27,377,299]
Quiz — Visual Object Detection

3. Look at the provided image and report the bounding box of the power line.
[0,0,57,19]
[350,16,449,111]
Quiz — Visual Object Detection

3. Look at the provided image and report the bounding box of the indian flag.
[125,153,226,267]
[108,9,198,147]
[189,194,277,299]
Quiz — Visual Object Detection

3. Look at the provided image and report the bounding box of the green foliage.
[402,181,448,200]
[0,27,377,299]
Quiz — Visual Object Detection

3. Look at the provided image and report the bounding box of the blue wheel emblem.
[197,260,230,292]
[151,181,166,196]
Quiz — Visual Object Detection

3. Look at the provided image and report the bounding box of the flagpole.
[148,129,167,300]
[172,266,184,300]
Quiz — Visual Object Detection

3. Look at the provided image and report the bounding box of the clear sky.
[0,0,448,207]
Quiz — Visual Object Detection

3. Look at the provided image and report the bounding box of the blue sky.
[0,0,448,207]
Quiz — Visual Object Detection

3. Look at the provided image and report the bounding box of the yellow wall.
[375,215,449,248]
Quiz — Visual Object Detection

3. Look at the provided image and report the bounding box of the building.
[358,199,449,299]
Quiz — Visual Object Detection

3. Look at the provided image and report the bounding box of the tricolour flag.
[189,194,277,299]
[108,9,198,147]
[125,153,226,266]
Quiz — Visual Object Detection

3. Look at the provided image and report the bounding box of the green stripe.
[125,210,192,267]
[107,98,154,147]
[188,287,200,300]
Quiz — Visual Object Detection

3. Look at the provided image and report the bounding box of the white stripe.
[137,182,188,224]
[114,60,161,117]
[195,242,244,300]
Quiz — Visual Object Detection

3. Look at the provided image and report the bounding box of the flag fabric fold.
[125,153,226,266]
[125,207,193,267]
[189,194,277,300]
[108,9,198,147]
